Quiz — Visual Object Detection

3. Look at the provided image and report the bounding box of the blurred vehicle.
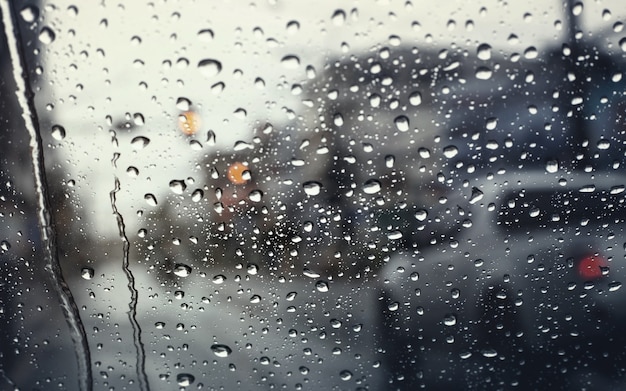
[379,171,626,390]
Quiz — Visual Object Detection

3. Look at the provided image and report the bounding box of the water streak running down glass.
[1,1,626,390]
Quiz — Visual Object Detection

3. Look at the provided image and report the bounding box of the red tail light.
[577,254,608,280]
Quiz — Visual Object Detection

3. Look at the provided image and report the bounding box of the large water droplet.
[315,280,329,292]
[144,193,158,206]
[340,370,352,381]
[303,181,322,196]
[81,267,94,280]
[443,145,459,158]
[198,59,222,77]
[38,26,55,44]
[191,189,204,202]
[469,187,484,204]
[394,115,409,132]
[248,189,263,202]
[477,43,492,60]
[169,179,187,194]
[20,5,39,23]
[51,125,66,140]
[281,55,300,69]
[173,263,192,277]
[197,28,214,41]
[409,91,422,106]
[211,344,232,357]
[176,373,195,386]
[545,159,559,173]
[131,136,150,150]
[363,179,382,194]
[475,66,492,80]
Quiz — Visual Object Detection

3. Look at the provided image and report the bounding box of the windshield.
[1,1,626,390]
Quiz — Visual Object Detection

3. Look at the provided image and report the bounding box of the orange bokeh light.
[227,162,250,185]
[178,111,200,135]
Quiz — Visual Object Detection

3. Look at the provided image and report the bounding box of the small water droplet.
[250,294,262,303]
[418,147,431,158]
[597,139,610,150]
[385,154,395,168]
[609,282,622,292]
[286,292,297,301]
[51,125,66,140]
[340,370,352,381]
[211,344,232,357]
[198,59,222,77]
[173,263,192,277]
[486,117,498,130]
[212,274,226,284]
[524,46,538,59]
[81,267,94,280]
[482,349,498,358]
[303,181,322,196]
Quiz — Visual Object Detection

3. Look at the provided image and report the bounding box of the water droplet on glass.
[443,314,457,326]
[38,26,55,44]
[546,159,559,173]
[415,209,428,221]
[191,189,204,202]
[173,263,192,277]
[144,193,158,206]
[477,43,492,60]
[315,280,329,292]
[303,181,322,196]
[394,115,410,132]
[340,370,352,381]
[20,5,39,22]
[385,154,395,168]
[248,189,263,202]
[443,145,459,158]
[169,179,187,194]
[609,282,622,292]
[387,230,403,240]
[0,240,10,251]
[227,162,250,185]
[524,46,538,59]
[213,274,226,284]
[475,66,492,80]
[250,294,262,304]
[178,111,200,135]
[198,59,222,77]
[597,139,610,150]
[81,267,94,280]
[363,179,382,194]
[409,91,422,106]
[211,344,232,357]
[176,373,195,386]
[486,117,498,130]
[197,28,214,41]
[482,349,498,358]
[51,124,66,140]
[469,187,484,204]
[286,292,297,301]
[281,55,300,69]
[333,113,344,126]
[331,9,346,25]
[620,38,626,52]
[131,136,150,150]
[176,97,191,111]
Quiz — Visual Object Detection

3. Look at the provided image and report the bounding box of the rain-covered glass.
[1,1,626,390]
